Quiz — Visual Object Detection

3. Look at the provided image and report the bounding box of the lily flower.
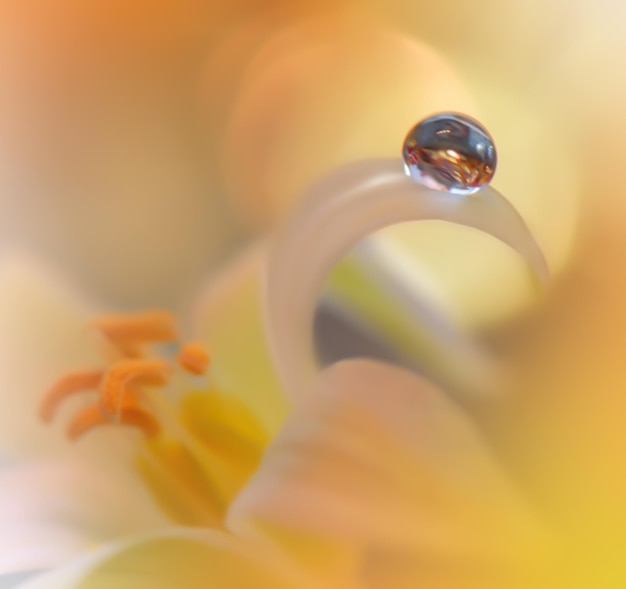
[0,246,282,567]
[0,243,554,589]
[1,4,623,588]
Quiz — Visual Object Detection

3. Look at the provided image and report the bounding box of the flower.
[0,246,556,589]
[8,233,626,588]
[0,246,282,572]
[2,165,626,589]
[2,1,626,587]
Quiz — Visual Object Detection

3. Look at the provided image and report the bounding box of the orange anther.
[99,358,172,415]
[177,342,211,376]
[92,309,178,356]
[40,370,103,423]
[67,401,161,440]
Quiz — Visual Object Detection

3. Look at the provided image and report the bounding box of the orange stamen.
[92,309,178,356]
[178,342,211,376]
[40,370,103,423]
[67,400,161,440]
[99,358,172,415]
[42,312,214,441]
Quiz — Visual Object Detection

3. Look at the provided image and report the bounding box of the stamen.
[99,358,172,415]
[39,308,270,528]
[40,370,103,423]
[67,400,161,440]
[178,342,210,376]
[41,311,215,441]
[92,309,178,357]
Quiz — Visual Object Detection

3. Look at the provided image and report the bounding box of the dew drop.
[402,112,497,195]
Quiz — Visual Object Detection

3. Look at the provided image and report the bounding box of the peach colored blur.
[1,0,626,587]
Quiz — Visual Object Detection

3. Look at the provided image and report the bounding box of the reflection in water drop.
[402,112,497,195]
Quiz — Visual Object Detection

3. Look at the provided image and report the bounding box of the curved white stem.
[264,158,549,401]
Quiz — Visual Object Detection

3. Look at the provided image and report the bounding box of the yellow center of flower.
[39,309,270,527]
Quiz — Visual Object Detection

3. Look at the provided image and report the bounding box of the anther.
[41,311,209,441]
[178,342,211,376]
[99,358,172,415]
[40,370,103,423]
[92,309,178,357]
[67,400,161,440]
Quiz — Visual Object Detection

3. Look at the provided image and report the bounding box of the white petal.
[264,158,548,404]
[0,459,168,574]
[0,252,101,458]
[13,529,319,589]
[229,360,554,583]
[0,251,144,464]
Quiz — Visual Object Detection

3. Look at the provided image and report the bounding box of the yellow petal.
[135,387,271,527]
[192,243,288,435]
[486,226,626,587]
[179,389,269,498]
[229,360,555,587]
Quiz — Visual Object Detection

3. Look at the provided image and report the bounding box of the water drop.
[402,112,497,195]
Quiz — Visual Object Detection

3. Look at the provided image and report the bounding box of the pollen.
[177,342,210,375]
[40,310,210,440]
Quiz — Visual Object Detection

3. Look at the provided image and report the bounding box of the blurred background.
[4,2,626,587]
[0,0,607,323]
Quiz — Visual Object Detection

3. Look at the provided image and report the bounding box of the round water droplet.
[402,112,497,195]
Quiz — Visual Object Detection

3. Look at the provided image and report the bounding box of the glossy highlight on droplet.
[402,112,497,195]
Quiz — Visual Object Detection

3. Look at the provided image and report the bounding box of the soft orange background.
[1,3,626,584]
